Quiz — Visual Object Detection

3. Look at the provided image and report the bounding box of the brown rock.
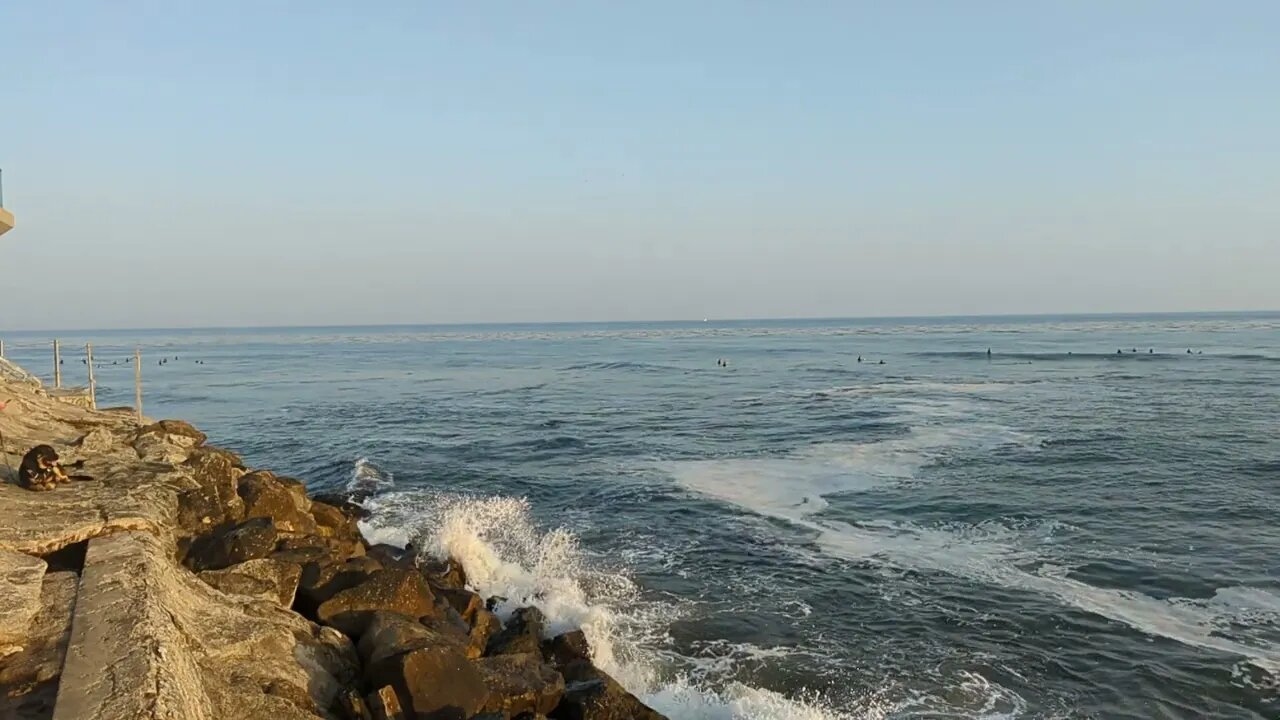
[199,558,302,606]
[552,661,668,720]
[543,630,591,668]
[312,500,362,540]
[356,611,461,668]
[487,606,546,656]
[0,550,46,655]
[296,556,383,618]
[336,687,374,720]
[317,569,438,637]
[367,685,407,720]
[137,419,208,445]
[476,652,566,718]
[436,587,485,621]
[185,516,278,572]
[419,556,467,589]
[180,446,247,532]
[469,608,502,660]
[367,543,417,570]
[239,471,318,535]
[365,644,489,720]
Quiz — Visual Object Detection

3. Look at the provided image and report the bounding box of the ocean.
[4,313,1278,719]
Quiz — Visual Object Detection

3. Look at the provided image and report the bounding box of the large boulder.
[179,446,247,534]
[311,500,362,541]
[295,555,383,618]
[198,558,302,606]
[238,471,317,535]
[365,644,489,720]
[419,556,467,590]
[487,606,546,656]
[184,516,278,572]
[552,661,668,720]
[543,630,591,668]
[476,652,566,718]
[133,419,208,463]
[356,611,461,668]
[316,569,438,637]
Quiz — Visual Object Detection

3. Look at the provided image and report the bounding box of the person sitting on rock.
[17,444,70,491]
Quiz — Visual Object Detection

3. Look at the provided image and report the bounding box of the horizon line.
[2,308,1278,336]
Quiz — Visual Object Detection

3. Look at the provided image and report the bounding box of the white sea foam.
[357,482,860,719]
[665,423,1280,675]
[347,456,394,494]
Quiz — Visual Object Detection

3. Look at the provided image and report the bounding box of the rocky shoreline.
[0,372,668,719]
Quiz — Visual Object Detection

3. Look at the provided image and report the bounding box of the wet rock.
[552,661,668,720]
[311,491,371,520]
[476,652,566,718]
[419,556,467,589]
[367,543,417,570]
[543,630,591,668]
[278,532,366,559]
[199,557,302,606]
[317,569,439,637]
[470,608,502,660]
[487,606,547,656]
[239,470,318,535]
[365,644,489,720]
[185,516,278,572]
[0,550,46,656]
[336,687,373,720]
[436,587,485,620]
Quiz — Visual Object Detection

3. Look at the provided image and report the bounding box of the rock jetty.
[0,372,667,720]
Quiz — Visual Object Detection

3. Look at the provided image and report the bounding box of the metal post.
[53,339,62,388]
[134,347,143,422]
[86,343,96,409]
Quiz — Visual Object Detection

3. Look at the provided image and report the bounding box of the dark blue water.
[5,314,1279,718]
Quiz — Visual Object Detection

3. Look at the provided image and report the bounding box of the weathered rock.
[185,516,278,572]
[179,446,247,533]
[366,543,417,570]
[365,644,489,720]
[487,606,547,656]
[543,630,591,668]
[356,611,461,668]
[279,532,366,559]
[139,419,207,445]
[552,661,668,720]
[74,427,118,454]
[367,685,406,720]
[239,471,318,535]
[0,569,76,718]
[336,687,374,720]
[316,569,438,637]
[296,556,383,618]
[419,556,467,590]
[311,500,361,541]
[132,419,207,463]
[199,558,303,606]
[0,550,48,656]
[54,531,360,720]
[311,491,371,520]
[476,652,566,718]
[437,587,485,621]
[470,608,502,660]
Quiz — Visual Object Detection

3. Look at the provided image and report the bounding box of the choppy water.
[4,314,1279,719]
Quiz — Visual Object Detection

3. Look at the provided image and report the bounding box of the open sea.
[3,313,1279,719]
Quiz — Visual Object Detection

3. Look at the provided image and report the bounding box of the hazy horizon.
[3,308,1278,336]
[2,2,1278,331]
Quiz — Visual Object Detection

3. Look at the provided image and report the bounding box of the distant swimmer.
[1149,349,1153,354]
[857,356,862,363]
[987,348,992,357]
[1117,349,1123,355]
[1187,349,1192,354]
[878,360,885,365]
[1131,348,1137,353]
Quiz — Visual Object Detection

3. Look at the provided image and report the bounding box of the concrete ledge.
[53,532,212,720]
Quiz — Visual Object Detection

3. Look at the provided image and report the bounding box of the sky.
[1,2,1278,330]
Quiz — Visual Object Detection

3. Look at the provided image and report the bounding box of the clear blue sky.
[2,2,1278,330]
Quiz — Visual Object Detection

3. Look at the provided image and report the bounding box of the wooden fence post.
[0,338,5,357]
[53,339,61,388]
[86,343,96,409]
[134,347,143,422]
